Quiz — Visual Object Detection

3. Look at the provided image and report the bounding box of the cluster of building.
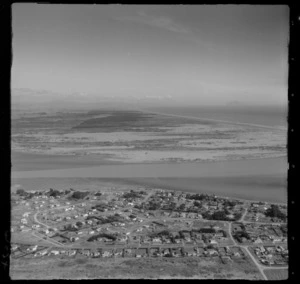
[11,243,245,262]
[11,186,288,269]
[251,245,288,266]
[232,223,287,244]
[138,190,245,221]
[245,202,287,223]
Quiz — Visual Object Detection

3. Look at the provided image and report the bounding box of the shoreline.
[107,176,287,204]
[11,176,287,205]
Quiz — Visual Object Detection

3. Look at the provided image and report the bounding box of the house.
[11,245,19,251]
[124,249,135,257]
[183,247,197,257]
[152,237,162,244]
[220,256,232,264]
[209,239,218,245]
[185,237,193,244]
[68,250,77,256]
[102,250,112,258]
[161,248,171,257]
[272,237,282,243]
[34,249,48,257]
[265,246,275,253]
[114,248,123,257]
[27,245,38,252]
[254,237,263,244]
[276,246,284,252]
[91,251,101,258]
[149,248,161,257]
[224,246,231,254]
[136,248,148,258]
[81,249,91,256]
[207,249,218,256]
[117,237,127,243]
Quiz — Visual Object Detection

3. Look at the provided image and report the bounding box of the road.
[240,208,248,222]
[227,222,238,246]
[33,212,51,229]
[31,232,63,247]
[33,201,86,229]
[142,190,155,203]
[244,246,267,280]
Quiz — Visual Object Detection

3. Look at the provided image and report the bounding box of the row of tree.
[265,205,286,221]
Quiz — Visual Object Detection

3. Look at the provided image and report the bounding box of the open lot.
[10,254,263,280]
[263,268,288,280]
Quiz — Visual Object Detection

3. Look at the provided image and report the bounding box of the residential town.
[11,186,288,279]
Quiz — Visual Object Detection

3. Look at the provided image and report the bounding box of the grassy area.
[264,269,288,280]
[10,255,263,280]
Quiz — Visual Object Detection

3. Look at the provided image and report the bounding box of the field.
[264,269,288,280]
[10,254,263,280]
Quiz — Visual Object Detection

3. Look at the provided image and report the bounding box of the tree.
[233,231,250,243]
[199,228,216,234]
[178,203,186,211]
[16,188,26,196]
[70,191,89,200]
[233,212,242,221]
[202,212,212,220]
[265,205,286,220]
[210,211,228,221]
[224,208,231,215]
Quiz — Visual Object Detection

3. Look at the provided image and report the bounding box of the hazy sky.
[12,4,289,105]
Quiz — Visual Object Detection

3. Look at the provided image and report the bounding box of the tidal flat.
[11,109,287,165]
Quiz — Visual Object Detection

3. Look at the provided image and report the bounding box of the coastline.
[11,175,287,204]
[108,175,287,204]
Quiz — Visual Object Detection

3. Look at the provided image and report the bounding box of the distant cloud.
[115,10,191,34]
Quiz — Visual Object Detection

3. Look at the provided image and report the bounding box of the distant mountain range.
[11,88,178,110]
[11,88,286,112]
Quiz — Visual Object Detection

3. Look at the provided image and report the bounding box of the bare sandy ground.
[12,118,286,164]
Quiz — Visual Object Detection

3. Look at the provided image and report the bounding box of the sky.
[12,4,289,106]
